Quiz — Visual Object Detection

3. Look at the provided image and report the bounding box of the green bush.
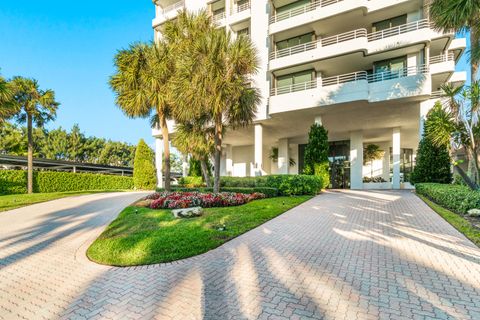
[188,158,202,177]
[133,139,157,190]
[178,176,204,188]
[156,186,279,197]
[410,137,452,185]
[0,170,27,194]
[415,183,480,214]
[0,170,134,195]
[220,176,259,187]
[304,123,330,188]
[220,175,322,195]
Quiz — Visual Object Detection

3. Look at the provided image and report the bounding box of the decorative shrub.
[133,139,157,190]
[303,123,330,188]
[410,137,452,185]
[0,170,133,195]
[415,183,480,214]
[178,176,204,188]
[156,186,279,198]
[148,191,266,209]
[219,175,322,195]
[188,158,202,177]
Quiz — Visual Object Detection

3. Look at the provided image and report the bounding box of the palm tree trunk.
[200,158,211,188]
[213,118,222,193]
[160,116,171,192]
[471,30,478,81]
[27,113,33,194]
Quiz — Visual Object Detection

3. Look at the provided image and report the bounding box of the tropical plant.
[363,144,385,178]
[0,74,16,122]
[133,139,157,190]
[425,85,480,189]
[410,136,452,184]
[167,10,260,193]
[429,0,480,80]
[304,123,330,188]
[110,41,174,191]
[10,77,59,193]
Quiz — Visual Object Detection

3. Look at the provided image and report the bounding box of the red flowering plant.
[148,191,265,210]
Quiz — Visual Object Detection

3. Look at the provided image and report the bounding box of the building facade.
[152,0,466,189]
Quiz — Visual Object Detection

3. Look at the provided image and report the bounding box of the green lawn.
[417,194,480,247]
[0,190,124,212]
[87,196,312,266]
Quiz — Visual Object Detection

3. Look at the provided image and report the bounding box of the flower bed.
[146,191,266,209]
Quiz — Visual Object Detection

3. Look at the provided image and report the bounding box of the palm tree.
[10,77,59,193]
[429,0,480,80]
[110,41,174,191]
[0,75,16,122]
[171,11,261,192]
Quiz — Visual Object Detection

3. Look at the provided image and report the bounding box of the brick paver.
[1,190,480,319]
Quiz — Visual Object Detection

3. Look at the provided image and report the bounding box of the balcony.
[429,53,455,75]
[269,66,431,114]
[269,20,447,71]
[152,0,185,27]
[230,0,251,25]
[268,0,416,35]
[212,11,226,26]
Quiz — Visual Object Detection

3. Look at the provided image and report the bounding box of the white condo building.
[152,0,466,189]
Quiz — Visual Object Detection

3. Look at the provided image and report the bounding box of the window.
[276,0,311,14]
[237,28,249,37]
[372,15,407,32]
[372,56,407,80]
[276,70,315,93]
[276,33,313,51]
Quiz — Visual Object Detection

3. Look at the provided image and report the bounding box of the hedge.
[415,183,480,215]
[178,176,204,188]
[0,170,134,195]
[156,186,279,198]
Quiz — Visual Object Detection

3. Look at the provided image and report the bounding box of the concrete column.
[155,138,164,188]
[425,43,430,66]
[392,127,401,189]
[253,124,263,176]
[182,155,188,177]
[350,131,363,189]
[382,143,391,183]
[419,100,435,139]
[278,138,289,174]
[314,116,323,125]
[226,144,233,176]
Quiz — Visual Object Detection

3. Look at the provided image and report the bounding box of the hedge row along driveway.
[0,170,134,195]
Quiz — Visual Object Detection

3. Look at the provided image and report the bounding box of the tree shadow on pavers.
[0,193,141,269]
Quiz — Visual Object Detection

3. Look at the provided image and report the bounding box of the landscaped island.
[87,194,311,266]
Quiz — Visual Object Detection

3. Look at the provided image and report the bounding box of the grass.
[417,194,480,247]
[0,190,124,212]
[87,196,312,266]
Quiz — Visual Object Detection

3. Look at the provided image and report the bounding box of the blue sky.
[0,2,472,145]
[0,1,154,145]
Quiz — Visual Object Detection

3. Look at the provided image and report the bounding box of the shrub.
[410,137,452,184]
[188,158,202,177]
[415,183,480,214]
[178,176,204,188]
[218,175,322,195]
[220,176,259,187]
[133,139,157,190]
[0,170,134,195]
[157,186,279,197]
[148,191,266,209]
[303,123,330,188]
[0,170,27,194]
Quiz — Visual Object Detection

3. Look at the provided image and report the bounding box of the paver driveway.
[1,190,480,320]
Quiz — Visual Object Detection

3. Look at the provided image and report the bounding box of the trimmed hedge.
[0,170,134,195]
[178,176,204,188]
[415,183,480,215]
[157,186,279,198]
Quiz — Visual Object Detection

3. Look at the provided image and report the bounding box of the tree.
[11,77,59,193]
[169,11,260,192]
[110,41,174,190]
[67,124,86,162]
[410,137,452,184]
[0,75,16,122]
[429,0,480,80]
[43,127,68,160]
[304,123,330,188]
[363,144,384,178]
[133,139,157,190]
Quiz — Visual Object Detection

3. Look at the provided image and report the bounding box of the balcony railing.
[367,19,430,41]
[270,65,429,96]
[429,53,455,64]
[212,11,226,24]
[160,0,185,14]
[269,0,344,24]
[269,29,367,60]
[233,0,251,14]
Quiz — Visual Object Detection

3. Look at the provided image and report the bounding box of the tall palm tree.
[0,75,16,122]
[110,41,174,191]
[171,12,261,192]
[11,77,59,193]
[429,0,480,80]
